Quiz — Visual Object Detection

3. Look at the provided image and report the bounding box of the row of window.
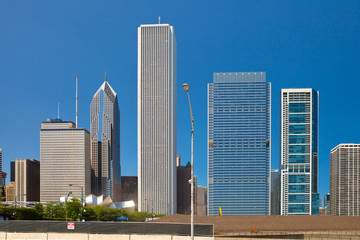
[210,177,270,183]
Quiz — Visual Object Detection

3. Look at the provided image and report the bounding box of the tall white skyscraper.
[280,89,319,215]
[138,23,177,214]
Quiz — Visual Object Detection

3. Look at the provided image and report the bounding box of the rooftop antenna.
[158,16,161,24]
[76,73,78,128]
[57,102,60,119]
[104,71,107,82]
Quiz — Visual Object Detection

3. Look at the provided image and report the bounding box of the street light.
[182,83,194,240]
[14,194,26,220]
[69,184,84,221]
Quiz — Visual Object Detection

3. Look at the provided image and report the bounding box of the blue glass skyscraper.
[280,88,319,215]
[208,72,271,215]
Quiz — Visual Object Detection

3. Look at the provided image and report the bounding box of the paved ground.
[155,214,360,234]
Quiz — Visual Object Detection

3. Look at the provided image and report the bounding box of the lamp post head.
[182,83,189,92]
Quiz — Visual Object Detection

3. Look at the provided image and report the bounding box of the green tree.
[65,198,81,221]
[34,202,44,218]
[44,202,55,219]
[83,206,97,221]
[52,202,66,219]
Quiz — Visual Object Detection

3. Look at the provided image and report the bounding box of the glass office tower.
[280,88,319,215]
[90,76,121,201]
[208,72,271,215]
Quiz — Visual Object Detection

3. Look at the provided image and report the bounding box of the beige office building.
[330,144,360,215]
[15,159,40,202]
[40,119,90,202]
[5,181,15,201]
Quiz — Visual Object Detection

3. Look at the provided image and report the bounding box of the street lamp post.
[182,83,194,240]
[69,184,84,221]
[14,194,27,220]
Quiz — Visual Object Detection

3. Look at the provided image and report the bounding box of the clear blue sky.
[1,1,359,202]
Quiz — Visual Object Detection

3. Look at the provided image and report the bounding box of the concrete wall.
[0,232,214,240]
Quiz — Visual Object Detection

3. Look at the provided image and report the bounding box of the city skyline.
[1,1,360,201]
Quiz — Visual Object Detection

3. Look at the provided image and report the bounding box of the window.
[289,125,307,134]
[289,114,306,123]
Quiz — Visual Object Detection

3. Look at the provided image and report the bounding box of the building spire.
[76,73,78,128]
[104,72,107,82]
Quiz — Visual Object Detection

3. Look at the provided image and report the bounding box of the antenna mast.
[76,74,78,128]
[158,16,161,24]
[58,102,60,119]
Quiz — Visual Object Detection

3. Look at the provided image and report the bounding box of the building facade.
[196,186,207,215]
[208,72,271,215]
[280,88,319,215]
[177,159,191,214]
[15,159,40,202]
[271,169,281,215]
[121,176,138,211]
[330,144,360,215]
[90,77,121,201]
[138,23,177,214]
[10,161,15,182]
[0,148,2,188]
[40,119,90,202]
[324,193,330,215]
[5,182,15,202]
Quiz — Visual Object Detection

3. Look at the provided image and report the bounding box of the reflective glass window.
[288,204,306,213]
[289,135,306,144]
[289,125,306,134]
[289,194,306,203]
[289,103,306,113]
[289,145,306,153]
[289,114,306,123]
[289,155,306,163]
[289,185,306,193]
[289,174,306,183]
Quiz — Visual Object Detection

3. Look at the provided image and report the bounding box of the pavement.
[154,214,360,234]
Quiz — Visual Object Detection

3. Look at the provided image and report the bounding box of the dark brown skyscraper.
[177,160,191,214]
[121,176,138,210]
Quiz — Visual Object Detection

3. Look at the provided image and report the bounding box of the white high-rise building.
[137,23,177,214]
[280,88,319,215]
[330,144,360,215]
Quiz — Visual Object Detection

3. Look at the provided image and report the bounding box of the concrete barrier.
[0,232,215,240]
[7,232,48,240]
[89,234,130,240]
